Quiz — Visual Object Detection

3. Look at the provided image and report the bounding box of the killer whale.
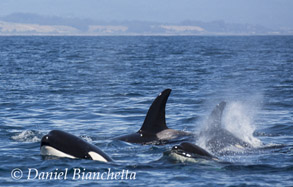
[40,130,112,162]
[169,101,254,161]
[200,101,252,153]
[115,89,192,145]
[171,142,218,161]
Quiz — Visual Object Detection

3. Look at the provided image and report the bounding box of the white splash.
[196,100,263,153]
[80,135,93,143]
[11,130,42,143]
[222,101,262,148]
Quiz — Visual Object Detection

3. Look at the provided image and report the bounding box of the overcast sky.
[1,0,293,28]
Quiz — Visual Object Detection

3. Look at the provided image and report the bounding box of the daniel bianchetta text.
[12,168,136,180]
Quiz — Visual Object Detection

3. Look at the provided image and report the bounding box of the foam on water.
[11,130,43,143]
[80,135,93,143]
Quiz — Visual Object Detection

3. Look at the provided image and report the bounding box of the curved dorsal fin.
[208,101,226,128]
[139,89,171,133]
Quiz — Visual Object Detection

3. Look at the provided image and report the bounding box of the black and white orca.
[170,101,255,161]
[171,142,218,161]
[115,89,192,145]
[200,101,252,153]
[40,130,112,162]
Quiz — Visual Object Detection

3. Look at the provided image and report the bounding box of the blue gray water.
[0,36,292,186]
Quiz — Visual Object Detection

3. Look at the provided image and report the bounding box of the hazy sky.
[1,0,293,28]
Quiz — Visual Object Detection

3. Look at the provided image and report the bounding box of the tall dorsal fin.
[208,101,226,128]
[139,89,171,133]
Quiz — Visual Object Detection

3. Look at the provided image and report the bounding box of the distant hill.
[0,13,291,35]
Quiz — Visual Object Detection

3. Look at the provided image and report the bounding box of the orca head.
[171,142,215,159]
[40,130,112,162]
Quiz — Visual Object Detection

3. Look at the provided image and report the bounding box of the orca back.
[139,89,171,133]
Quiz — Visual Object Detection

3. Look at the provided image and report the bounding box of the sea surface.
[0,36,292,186]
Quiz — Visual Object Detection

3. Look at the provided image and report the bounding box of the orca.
[200,101,252,153]
[171,142,218,161]
[115,89,192,145]
[40,130,112,162]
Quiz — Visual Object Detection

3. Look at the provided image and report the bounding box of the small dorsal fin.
[139,89,171,133]
[208,101,226,128]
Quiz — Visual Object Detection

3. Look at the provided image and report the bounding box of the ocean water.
[0,36,292,186]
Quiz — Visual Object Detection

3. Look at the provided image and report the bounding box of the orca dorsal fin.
[139,89,171,133]
[208,101,226,128]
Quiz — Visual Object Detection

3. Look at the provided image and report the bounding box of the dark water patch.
[223,164,293,173]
